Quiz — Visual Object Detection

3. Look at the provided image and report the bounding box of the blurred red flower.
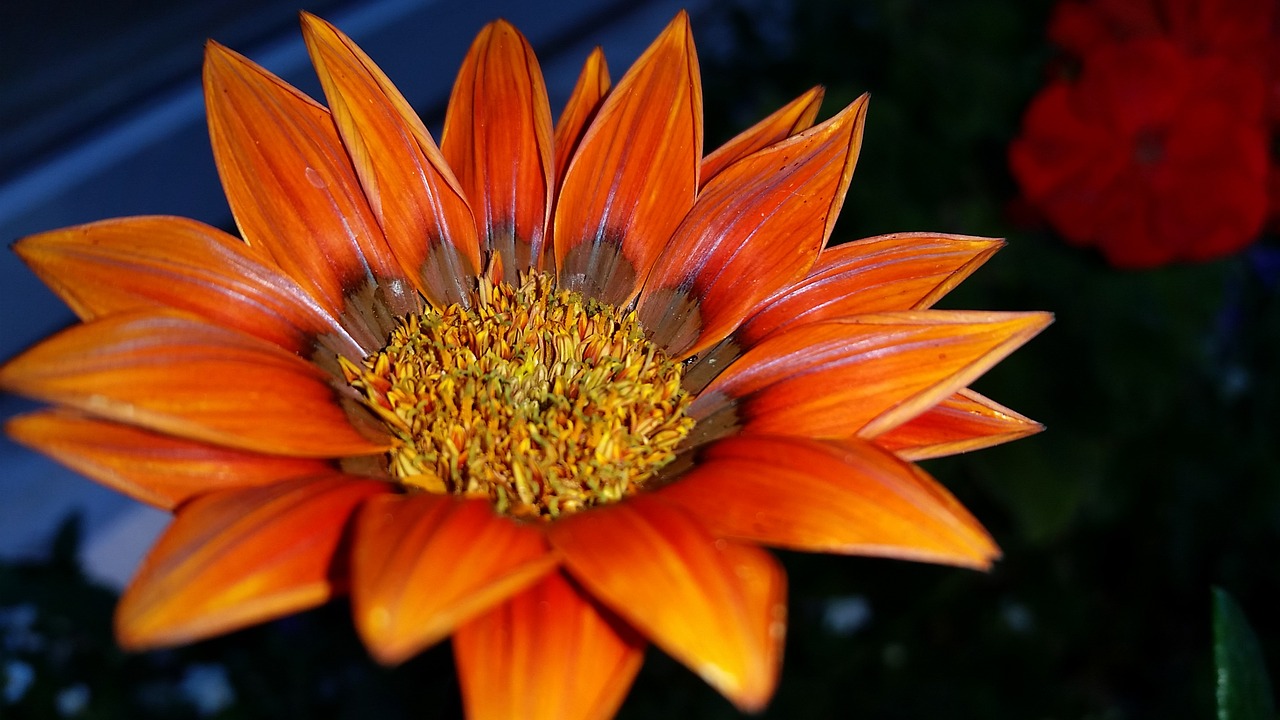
[1011,0,1274,267]
[1048,0,1273,66]
[1009,38,1268,267]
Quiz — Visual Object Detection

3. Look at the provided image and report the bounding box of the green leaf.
[1214,586,1276,720]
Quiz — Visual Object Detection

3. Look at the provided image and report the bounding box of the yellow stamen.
[342,272,695,519]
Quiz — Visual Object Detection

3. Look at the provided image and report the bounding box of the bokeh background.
[1,0,1277,717]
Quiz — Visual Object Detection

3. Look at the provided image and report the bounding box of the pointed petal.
[0,312,389,457]
[14,216,363,360]
[116,475,388,650]
[554,47,611,191]
[6,410,334,510]
[736,233,1005,346]
[553,12,702,305]
[637,96,869,359]
[548,497,785,712]
[658,435,999,569]
[689,312,1052,444]
[350,492,556,665]
[302,13,481,307]
[874,388,1044,461]
[680,234,1005,394]
[700,86,824,187]
[455,572,645,720]
[204,42,418,349]
[441,20,554,276]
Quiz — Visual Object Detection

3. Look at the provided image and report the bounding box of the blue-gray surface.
[0,0,715,586]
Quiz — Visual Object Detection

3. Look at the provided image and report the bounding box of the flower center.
[1133,127,1166,167]
[341,272,695,520]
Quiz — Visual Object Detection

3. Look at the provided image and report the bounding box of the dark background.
[2,0,1277,717]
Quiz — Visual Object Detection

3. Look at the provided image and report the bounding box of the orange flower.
[0,12,1050,718]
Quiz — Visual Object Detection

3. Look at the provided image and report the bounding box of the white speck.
[305,166,326,188]
[3,660,35,704]
[822,595,871,637]
[179,663,236,717]
[1000,599,1035,634]
[55,683,89,717]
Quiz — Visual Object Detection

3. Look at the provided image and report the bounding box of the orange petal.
[700,86,824,187]
[637,95,869,359]
[0,312,389,457]
[548,496,785,712]
[690,311,1052,444]
[6,410,334,510]
[553,11,702,305]
[14,216,364,360]
[657,435,999,569]
[302,13,482,306]
[204,42,418,349]
[441,20,554,277]
[736,233,1006,347]
[874,388,1044,460]
[554,47,611,191]
[116,475,389,650]
[350,492,556,665]
[454,571,645,720]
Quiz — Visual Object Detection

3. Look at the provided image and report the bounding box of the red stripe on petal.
[637,96,869,359]
[441,20,554,277]
[7,410,334,510]
[700,86,824,187]
[553,12,702,305]
[455,571,645,720]
[303,14,482,307]
[549,497,784,712]
[0,312,390,457]
[874,388,1044,461]
[350,492,556,665]
[115,475,388,650]
[692,312,1052,441]
[554,47,611,192]
[657,435,999,569]
[735,233,1005,347]
[204,42,419,348]
[15,216,363,360]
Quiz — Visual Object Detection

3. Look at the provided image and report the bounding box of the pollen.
[341,272,696,520]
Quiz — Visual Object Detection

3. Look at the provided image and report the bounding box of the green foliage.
[1214,587,1276,720]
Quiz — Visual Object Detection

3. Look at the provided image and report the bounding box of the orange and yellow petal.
[204,41,419,348]
[549,496,785,712]
[553,47,611,191]
[689,311,1052,444]
[454,572,645,720]
[657,435,999,569]
[736,233,1006,345]
[349,492,557,665]
[6,410,333,510]
[637,95,868,358]
[13,216,364,360]
[700,86,824,186]
[874,388,1044,461]
[116,475,388,650]
[441,20,554,276]
[0,312,389,457]
[302,12,482,307]
[553,11,702,304]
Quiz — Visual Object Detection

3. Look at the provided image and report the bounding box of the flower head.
[1,12,1049,717]
[1012,0,1274,267]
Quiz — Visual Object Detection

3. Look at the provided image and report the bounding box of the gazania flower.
[1,12,1049,718]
